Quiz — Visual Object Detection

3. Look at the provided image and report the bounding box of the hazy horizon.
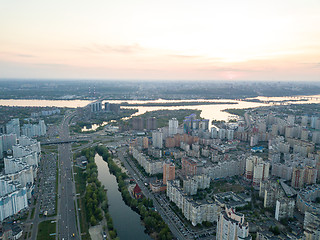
[1,0,320,81]
[1,78,320,83]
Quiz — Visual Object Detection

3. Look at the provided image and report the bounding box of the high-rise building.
[216,207,251,240]
[301,115,308,126]
[218,128,226,140]
[253,162,270,187]
[97,101,102,111]
[183,114,209,133]
[227,129,234,140]
[39,120,46,136]
[152,131,163,149]
[245,156,269,187]
[165,137,175,148]
[0,125,5,134]
[275,198,295,221]
[199,119,209,131]
[287,115,295,125]
[90,102,102,112]
[132,117,144,130]
[315,118,320,130]
[142,137,149,149]
[182,157,197,176]
[250,134,259,147]
[301,128,309,141]
[245,156,262,180]
[109,104,120,114]
[169,118,178,136]
[21,120,46,138]
[211,127,218,138]
[303,211,320,240]
[0,187,28,222]
[163,160,175,185]
[0,135,3,159]
[90,102,100,112]
[291,166,305,188]
[0,139,2,159]
[104,102,110,111]
[146,117,157,130]
[291,165,317,189]
[312,131,320,144]
[183,174,210,195]
[6,118,20,137]
[1,134,17,152]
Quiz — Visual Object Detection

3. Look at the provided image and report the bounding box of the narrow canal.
[95,154,152,240]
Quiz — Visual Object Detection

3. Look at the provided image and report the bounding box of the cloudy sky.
[1,0,320,81]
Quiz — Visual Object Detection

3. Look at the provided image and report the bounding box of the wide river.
[1,95,320,127]
[95,154,151,240]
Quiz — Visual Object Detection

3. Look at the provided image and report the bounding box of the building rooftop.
[214,191,249,208]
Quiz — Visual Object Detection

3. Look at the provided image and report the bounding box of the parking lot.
[155,193,216,239]
[38,153,57,216]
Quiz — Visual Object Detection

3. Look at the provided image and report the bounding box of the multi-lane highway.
[53,111,214,240]
[57,112,81,240]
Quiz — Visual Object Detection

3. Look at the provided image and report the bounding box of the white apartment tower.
[169,118,179,136]
[6,118,20,137]
[152,131,163,149]
[216,207,251,240]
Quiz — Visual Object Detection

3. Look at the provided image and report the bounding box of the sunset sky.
[1,0,320,81]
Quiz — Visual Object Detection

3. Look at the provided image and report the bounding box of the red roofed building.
[133,184,143,199]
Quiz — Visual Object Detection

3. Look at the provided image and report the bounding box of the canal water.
[95,154,152,240]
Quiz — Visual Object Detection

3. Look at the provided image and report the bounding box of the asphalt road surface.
[57,112,80,240]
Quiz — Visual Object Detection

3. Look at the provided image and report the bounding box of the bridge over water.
[40,137,90,145]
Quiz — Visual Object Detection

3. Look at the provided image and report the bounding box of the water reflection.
[95,154,151,240]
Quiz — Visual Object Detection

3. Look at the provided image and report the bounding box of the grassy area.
[30,208,35,219]
[223,108,247,117]
[54,159,58,216]
[16,212,28,221]
[41,145,58,151]
[74,166,87,195]
[0,159,4,172]
[74,166,91,240]
[210,180,245,194]
[37,220,56,240]
[72,141,90,150]
[131,109,202,128]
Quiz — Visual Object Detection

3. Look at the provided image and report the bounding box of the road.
[117,147,216,240]
[57,112,81,240]
[116,148,189,240]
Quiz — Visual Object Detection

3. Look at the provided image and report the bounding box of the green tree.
[90,215,97,226]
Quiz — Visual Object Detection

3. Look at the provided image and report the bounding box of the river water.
[95,154,151,240]
[1,95,320,128]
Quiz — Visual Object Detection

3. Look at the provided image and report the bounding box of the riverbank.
[120,101,238,107]
[74,148,118,240]
[96,146,173,240]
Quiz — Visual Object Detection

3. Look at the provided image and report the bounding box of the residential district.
[0,102,320,240]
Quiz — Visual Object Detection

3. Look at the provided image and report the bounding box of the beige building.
[163,160,175,185]
[216,206,251,240]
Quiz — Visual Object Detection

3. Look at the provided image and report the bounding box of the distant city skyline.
[1,0,320,81]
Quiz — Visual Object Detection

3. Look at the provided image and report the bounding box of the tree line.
[96,146,173,240]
